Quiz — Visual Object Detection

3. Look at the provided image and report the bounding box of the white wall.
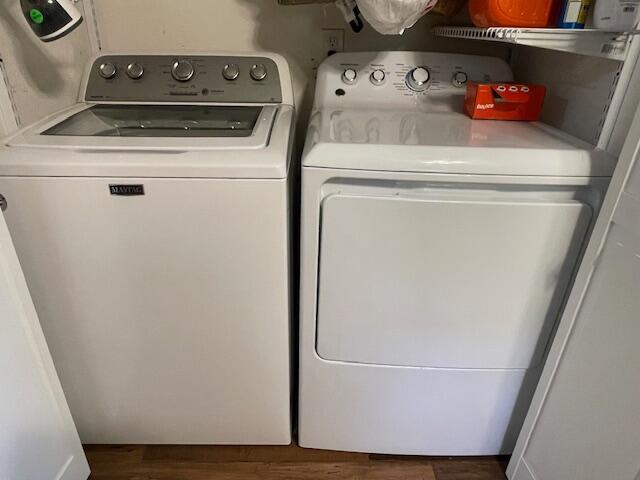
[0,0,91,128]
[0,0,509,130]
[514,46,621,147]
[91,0,508,118]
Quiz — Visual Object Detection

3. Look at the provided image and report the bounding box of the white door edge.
[506,86,640,478]
[0,211,89,480]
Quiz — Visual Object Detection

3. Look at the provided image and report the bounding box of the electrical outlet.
[322,29,344,55]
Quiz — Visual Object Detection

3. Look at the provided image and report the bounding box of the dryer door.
[316,187,592,370]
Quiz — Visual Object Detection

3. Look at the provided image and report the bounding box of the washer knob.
[223,63,240,81]
[342,68,357,85]
[406,67,431,92]
[370,69,386,85]
[126,62,144,79]
[172,60,195,82]
[452,71,468,87]
[99,62,116,79]
[250,64,267,81]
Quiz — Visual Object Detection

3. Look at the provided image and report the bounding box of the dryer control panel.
[85,55,283,104]
[314,52,514,110]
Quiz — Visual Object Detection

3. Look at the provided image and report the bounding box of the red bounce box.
[464,82,546,121]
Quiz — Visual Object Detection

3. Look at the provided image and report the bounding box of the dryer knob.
[406,67,430,92]
[172,60,195,82]
[452,71,468,88]
[342,68,357,85]
[370,69,386,85]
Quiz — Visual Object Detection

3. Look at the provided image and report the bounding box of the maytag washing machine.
[298,51,615,455]
[0,52,294,444]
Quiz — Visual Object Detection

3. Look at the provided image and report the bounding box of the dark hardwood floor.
[85,444,509,480]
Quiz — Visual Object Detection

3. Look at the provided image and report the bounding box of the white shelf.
[432,27,639,61]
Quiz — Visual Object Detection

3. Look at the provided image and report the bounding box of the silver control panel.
[86,55,283,103]
[314,52,513,109]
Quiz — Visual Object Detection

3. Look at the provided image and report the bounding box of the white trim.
[512,460,537,480]
[81,0,102,52]
[0,61,18,137]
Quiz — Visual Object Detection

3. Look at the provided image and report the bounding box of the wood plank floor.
[85,444,508,480]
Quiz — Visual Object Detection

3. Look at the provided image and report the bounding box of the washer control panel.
[316,52,513,109]
[85,55,282,103]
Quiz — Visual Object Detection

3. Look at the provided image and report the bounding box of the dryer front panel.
[316,185,592,370]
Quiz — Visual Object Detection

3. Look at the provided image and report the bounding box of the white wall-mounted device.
[20,0,82,42]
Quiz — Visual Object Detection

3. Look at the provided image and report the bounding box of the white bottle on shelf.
[593,0,640,30]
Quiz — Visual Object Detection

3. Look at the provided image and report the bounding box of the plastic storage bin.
[470,0,557,27]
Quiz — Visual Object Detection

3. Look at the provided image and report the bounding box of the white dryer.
[0,53,294,444]
[298,52,616,455]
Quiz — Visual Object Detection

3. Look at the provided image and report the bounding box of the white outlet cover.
[322,29,344,53]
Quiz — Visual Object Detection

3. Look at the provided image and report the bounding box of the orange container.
[469,0,558,27]
[464,82,547,121]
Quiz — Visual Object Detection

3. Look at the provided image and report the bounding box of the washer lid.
[9,103,278,150]
[43,104,265,138]
[303,109,616,177]
[1,104,293,179]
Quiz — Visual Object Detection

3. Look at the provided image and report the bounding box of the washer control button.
[222,63,240,81]
[452,71,468,88]
[99,62,117,79]
[250,64,267,81]
[126,62,144,79]
[370,69,386,85]
[406,67,430,92]
[172,60,195,82]
[342,68,357,85]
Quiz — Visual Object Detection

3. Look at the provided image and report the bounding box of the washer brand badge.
[109,184,145,196]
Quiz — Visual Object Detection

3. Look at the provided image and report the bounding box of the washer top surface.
[1,52,294,179]
[303,52,615,177]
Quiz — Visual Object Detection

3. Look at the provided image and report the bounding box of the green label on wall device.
[29,8,44,24]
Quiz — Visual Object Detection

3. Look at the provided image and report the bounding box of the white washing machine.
[0,53,294,444]
[298,51,616,455]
